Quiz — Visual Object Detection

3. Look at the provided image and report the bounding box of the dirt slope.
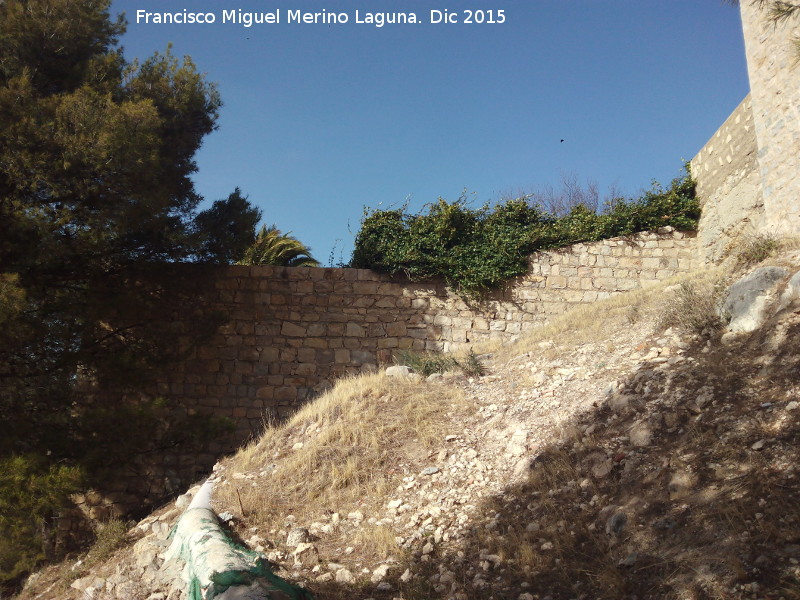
[16,265,800,600]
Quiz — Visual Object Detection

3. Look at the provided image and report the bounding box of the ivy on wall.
[351,171,699,297]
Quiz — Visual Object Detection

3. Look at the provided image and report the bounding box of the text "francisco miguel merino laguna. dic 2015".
[135,8,507,28]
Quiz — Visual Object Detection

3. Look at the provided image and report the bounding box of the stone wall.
[740,2,800,236]
[690,94,764,262]
[692,5,800,248]
[95,229,697,512]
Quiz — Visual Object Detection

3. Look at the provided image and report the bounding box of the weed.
[459,350,486,377]
[395,349,459,376]
[734,232,781,269]
[657,279,726,334]
[84,519,129,567]
[395,348,486,377]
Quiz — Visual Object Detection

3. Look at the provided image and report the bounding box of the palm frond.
[238,225,320,267]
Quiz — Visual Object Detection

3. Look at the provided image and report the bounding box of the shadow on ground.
[309,315,800,600]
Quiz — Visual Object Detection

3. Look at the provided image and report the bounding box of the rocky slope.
[16,259,800,600]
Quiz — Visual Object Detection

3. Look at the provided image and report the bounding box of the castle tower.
[740,1,800,235]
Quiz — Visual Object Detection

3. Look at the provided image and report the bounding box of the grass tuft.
[395,348,486,377]
[733,232,781,269]
[395,349,459,376]
[657,278,727,334]
[85,519,129,567]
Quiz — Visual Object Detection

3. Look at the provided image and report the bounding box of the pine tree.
[0,1,258,586]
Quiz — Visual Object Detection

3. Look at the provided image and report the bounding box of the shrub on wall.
[351,171,698,297]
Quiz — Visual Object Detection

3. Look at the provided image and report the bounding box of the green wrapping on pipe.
[165,506,314,600]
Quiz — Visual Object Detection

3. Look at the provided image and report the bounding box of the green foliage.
[395,349,486,377]
[460,350,487,377]
[0,0,256,586]
[396,349,460,376]
[195,188,262,263]
[351,171,698,297]
[84,519,130,567]
[238,225,321,267]
[0,456,83,587]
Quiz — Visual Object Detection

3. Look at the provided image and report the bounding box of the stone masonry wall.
[691,5,800,251]
[740,2,800,235]
[691,94,764,262]
[100,229,697,511]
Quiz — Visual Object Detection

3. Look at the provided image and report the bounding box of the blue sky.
[110,1,749,264]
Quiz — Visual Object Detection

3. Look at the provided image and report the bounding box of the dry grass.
[477,269,723,369]
[656,277,727,334]
[480,325,798,599]
[214,372,470,559]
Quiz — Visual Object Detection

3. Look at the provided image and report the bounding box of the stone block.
[345,323,366,337]
[560,266,578,277]
[375,282,399,295]
[256,387,274,399]
[616,278,639,291]
[433,314,452,326]
[450,316,472,330]
[472,316,489,330]
[306,323,326,337]
[295,281,314,294]
[397,337,414,350]
[235,321,255,336]
[351,350,374,364]
[238,348,259,362]
[314,280,335,293]
[322,322,343,336]
[343,295,369,308]
[279,348,297,362]
[377,337,399,349]
[281,322,306,337]
[411,298,429,309]
[296,348,315,362]
[385,321,407,336]
[505,321,522,334]
[490,320,507,332]
[275,387,297,402]
[594,277,617,290]
[295,363,317,376]
[235,362,254,375]
[374,297,397,308]
[352,281,378,294]
[642,257,661,270]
